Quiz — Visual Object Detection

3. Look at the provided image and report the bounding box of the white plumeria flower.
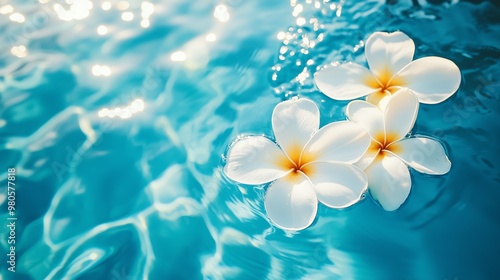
[224,98,371,231]
[314,31,461,105]
[346,88,451,211]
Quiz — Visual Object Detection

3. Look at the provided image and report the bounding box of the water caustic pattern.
[0,0,499,279]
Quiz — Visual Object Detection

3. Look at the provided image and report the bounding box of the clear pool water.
[1,0,499,279]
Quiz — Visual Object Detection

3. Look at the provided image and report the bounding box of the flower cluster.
[224,31,460,230]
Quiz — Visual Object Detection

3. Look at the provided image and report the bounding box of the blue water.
[0,0,499,279]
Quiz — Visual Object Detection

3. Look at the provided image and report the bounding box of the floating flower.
[346,88,451,211]
[314,31,461,105]
[224,98,371,230]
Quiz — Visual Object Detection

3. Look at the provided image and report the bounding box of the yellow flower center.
[364,68,406,104]
[276,144,316,181]
[370,132,401,159]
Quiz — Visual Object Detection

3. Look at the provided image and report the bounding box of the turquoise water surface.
[1,0,499,279]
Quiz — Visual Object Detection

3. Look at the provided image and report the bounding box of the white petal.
[305,162,367,208]
[272,98,319,161]
[388,137,451,175]
[374,92,394,112]
[346,100,384,141]
[264,174,317,230]
[314,63,379,100]
[224,136,290,185]
[384,89,419,143]
[393,57,461,104]
[365,31,415,82]
[365,153,411,211]
[366,90,393,108]
[303,121,371,164]
[354,143,380,170]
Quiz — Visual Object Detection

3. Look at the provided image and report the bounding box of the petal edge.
[394,56,461,104]
[365,31,415,83]
[225,136,290,185]
[264,174,318,230]
[272,98,320,161]
[314,63,378,100]
[365,153,411,211]
[389,137,451,175]
[303,121,371,164]
[306,162,368,208]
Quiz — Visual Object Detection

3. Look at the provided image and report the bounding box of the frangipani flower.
[314,31,461,105]
[347,88,451,211]
[224,98,371,230]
